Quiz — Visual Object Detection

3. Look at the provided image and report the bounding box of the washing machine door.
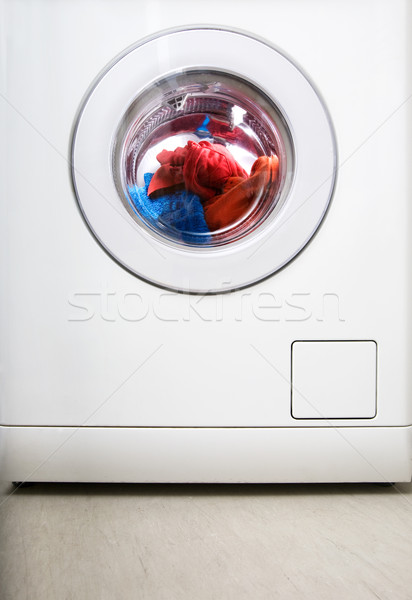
[71,27,336,293]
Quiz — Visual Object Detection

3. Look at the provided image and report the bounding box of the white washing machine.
[1,0,411,483]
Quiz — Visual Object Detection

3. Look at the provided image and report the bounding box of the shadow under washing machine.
[1,1,411,483]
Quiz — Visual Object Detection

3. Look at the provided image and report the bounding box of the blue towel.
[128,173,211,244]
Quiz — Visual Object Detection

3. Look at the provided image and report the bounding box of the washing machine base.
[1,425,411,484]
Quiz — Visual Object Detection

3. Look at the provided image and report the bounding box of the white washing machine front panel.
[1,0,412,483]
[72,27,336,293]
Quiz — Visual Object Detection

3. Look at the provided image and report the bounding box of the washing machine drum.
[72,27,336,293]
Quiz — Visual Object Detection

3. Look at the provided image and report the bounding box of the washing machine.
[1,0,411,483]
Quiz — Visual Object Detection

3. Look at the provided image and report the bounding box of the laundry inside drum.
[113,70,294,247]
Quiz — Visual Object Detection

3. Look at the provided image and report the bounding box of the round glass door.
[72,27,337,293]
[113,70,294,248]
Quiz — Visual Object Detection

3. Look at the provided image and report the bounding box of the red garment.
[203,155,279,231]
[147,146,188,198]
[148,140,248,199]
[183,141,248,200]
[156,146,188,167]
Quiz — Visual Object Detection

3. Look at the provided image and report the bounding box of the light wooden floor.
[1,481,411,599]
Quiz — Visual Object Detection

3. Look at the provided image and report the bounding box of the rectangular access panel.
[291,341,377,420]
